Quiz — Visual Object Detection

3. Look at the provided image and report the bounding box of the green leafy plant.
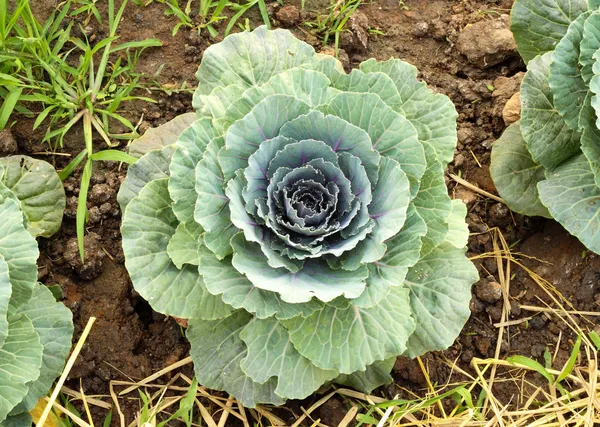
[0,0,161,259]
[0,155,73,426]
[118,26,477,406]
[303,0,361,54]
[491,0,600,253]
[133,0,271,37]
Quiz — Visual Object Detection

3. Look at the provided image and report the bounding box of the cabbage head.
[119,26,477,406]
[0,156,73,426]
[492,0,600,253]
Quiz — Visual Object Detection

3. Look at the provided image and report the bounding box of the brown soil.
[13,0,600,424]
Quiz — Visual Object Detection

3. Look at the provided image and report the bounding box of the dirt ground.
[11,0,600,424]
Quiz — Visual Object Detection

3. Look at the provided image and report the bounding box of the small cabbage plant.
[492,0,600,252]
[119,27,477,406]
[0,155,73,426]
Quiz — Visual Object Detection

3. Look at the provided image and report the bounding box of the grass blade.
[0,86,23,129]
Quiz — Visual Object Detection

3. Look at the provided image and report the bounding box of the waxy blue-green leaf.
[222,69,338,125]
[11,284,73,414]
[330,68,402,109]
[0,155,65,238]
[194,84,245,119]
[334,357,395,394]
[581,125,600,187]
[243,136,295,216]
[187,311,285,408]
[282,286,415,374]
[445,200,470,249]
[589,48,600,128]
[351,205,426,308]
[326,92,425,197]
[198,249,322,319]
[490,122,551,218]
[227,174,302,272]
[279,110,381,185]
[231,233,367,304]
[219,95,311,180]
[129,112,196,158]
[359,58,458,167]
[194,26,317,96]
[580,12,600,83]
[0,314,42,423]
[327,157,411,270]
[404,243,478,357]
[510,0,589,63]
[0,198,38,310]
[412,142,452,255]
[240,317,337,399]
[117,145,175,211]
[549,11,593,130]
[194,137,237,259]
[166,222,202,269]
[0,257,10,349]
[521,52,581,169]
[538,154,600,253]
[122,179,232,320]
[169,117,217,224]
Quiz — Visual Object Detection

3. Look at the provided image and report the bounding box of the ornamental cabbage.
[119,27,477,406]
[0,156,73,426]
[492,0,600,252]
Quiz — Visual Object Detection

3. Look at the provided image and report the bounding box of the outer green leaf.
[510,0,589,63]
[490,122,551,218]
[198,249,322,320]
[2,412,31,427]
[169,117,217,224]
[549,11,593,130]
[445,200,470,249]
[128,112,196,158]
[222,69,337,125]
[590,48,600,128]
[0,314,42,423]
[580,12,600,83]
[334,357,395,394]
[11,284,73,414]
[121,179,232,320]
[330,68,402,108]
[326,92,425,197]
[230,233,367,304]
[363,157,410,244]
[538,154,600,252]
[194,84,244,119]
[240,317,337,399]
[359,58,458,167]
[279,110,381,185]
[404,243,478,357]
[187,311,285,408]
[581,125,600,186]
[219,95,311,180]
[0,198,38,310]
[521,52,581,169]
[0,155,66,238]
[166,222,202,269]
[194,137,237,259]
[412,142,452,255]
[282,286,415,374]
[0,257,10,349]
[193,26,317,97]
[117,145,175,211]
[352,206,426,308]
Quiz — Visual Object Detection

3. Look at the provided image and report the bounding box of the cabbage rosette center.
[119,26,477,407]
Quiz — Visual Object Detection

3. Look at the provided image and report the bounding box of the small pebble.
[475,276,503,303]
